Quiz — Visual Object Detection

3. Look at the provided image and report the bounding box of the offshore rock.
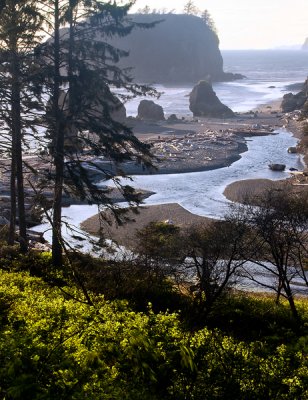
[137,100,165,121]
[58,88,126,124]
[281,78,308,112]
[108,14,244,83]
[189,81,234,118]
[269,163,286,171]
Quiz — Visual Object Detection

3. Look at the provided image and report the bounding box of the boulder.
[137,100,165,121]
[167,114,179,122]
[281,92,306,112]
[268,164,286,171]
[288,147,297,154]
[281,78,308,112]
[189,80,234,118]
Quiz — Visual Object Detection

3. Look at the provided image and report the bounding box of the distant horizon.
[130,0,308,50]
[220,47,305,51]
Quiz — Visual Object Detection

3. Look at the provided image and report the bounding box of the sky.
[130,0,308,50]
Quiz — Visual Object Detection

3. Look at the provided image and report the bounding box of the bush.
[0,270,308,399]
[70,253,188,313]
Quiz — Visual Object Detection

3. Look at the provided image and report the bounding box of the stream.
[33,127,302,243]
[32,128,308,294]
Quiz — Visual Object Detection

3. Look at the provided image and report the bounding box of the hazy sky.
[130,0,308,50]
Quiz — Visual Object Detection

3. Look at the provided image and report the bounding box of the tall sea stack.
[109,13,243,84]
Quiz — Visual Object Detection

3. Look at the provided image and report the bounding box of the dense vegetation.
[0,251,307,399]
[0,1,307,397]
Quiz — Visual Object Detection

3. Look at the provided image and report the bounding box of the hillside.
[109,13,242,84]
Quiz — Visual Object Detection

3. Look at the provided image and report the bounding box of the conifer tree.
[183,0,199,15]
[0,0,43,251]
[37,1,157,266]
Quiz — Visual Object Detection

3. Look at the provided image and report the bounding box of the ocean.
[124,50,308,116]
[111,50,307,217]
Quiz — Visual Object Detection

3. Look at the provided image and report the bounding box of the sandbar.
[81,203,211,248]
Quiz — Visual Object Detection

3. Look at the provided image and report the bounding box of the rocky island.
[109,13,244,83]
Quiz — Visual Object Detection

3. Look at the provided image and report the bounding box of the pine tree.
[37,1,158,266]
[0,0,43,251]
[183,0,199,15]
[201,9,218,36]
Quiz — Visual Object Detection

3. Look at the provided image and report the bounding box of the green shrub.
[0,270,307,399]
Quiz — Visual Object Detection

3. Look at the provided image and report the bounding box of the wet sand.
[81,99,308,244]
[128,103,287,174]
[81,203,211,248]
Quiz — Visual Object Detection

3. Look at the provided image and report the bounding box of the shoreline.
[80,97,308,244]
[81,203,212,249]
[1,93,306,240]
[128,101,287,175]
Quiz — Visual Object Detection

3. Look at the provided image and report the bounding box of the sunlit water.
[34,128,302,247]
[104,128,302,219]
[123,50,308,116]
[34,50,307,238]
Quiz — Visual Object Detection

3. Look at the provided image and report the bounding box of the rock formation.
[57,87,126,123]
[302,38,308,50]
[137,100,165,120]
[55,86,126,152]
[189,80,234,118]
[281,78,308,112]
[108,13,244,84]
[269,164,286,171]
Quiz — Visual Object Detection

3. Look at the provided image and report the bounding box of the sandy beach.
[81,203,211,248]
[1,94,306,237]
[80,98,308,246]
[127,102,287,174]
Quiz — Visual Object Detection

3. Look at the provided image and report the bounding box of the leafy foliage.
[0,269,307,399]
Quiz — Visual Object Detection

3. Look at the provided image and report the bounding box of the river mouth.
[105,128,302,219]
[32,128,301,244]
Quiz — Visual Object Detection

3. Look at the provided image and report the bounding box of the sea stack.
[107,13,244,83]
[189,80,235,118]
[137,100,165,121]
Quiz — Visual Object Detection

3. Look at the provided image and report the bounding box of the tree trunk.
[283,280,301,324]
[8,145,16,245]
[51,0,64,267]
[11,45,27,252]
[275,277,283,305]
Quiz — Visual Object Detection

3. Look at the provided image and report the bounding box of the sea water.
[113,50,308,217]
[33,50,307,243]
[124,50,308,116]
